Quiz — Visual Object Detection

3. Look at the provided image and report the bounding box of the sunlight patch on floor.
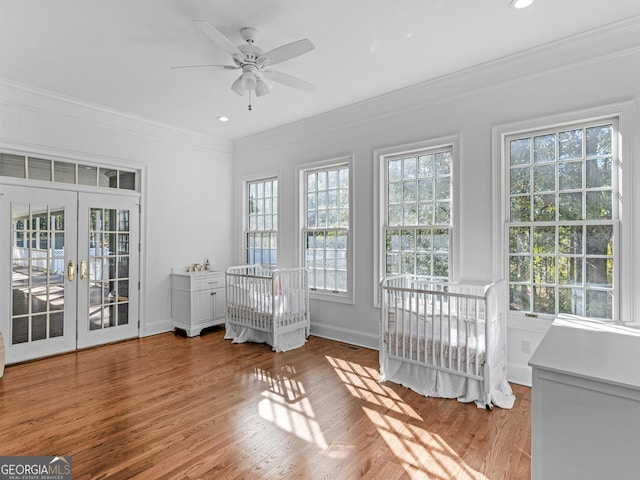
[327,355,489,479]
[326,355,422,420]
[363,406,489,480]
[255,366,329,451]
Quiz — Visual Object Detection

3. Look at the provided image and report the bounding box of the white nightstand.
[170,270,225,336]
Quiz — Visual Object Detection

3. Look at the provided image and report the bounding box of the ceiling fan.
[172,21,316,110]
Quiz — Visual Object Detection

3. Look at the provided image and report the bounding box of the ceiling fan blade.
[258,39,314,66]
[194,21,243,57]
[170,64,239,70]
[263,69,315,93]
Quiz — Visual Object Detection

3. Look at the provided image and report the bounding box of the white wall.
[233,18,640,385]
[0,80,234,336]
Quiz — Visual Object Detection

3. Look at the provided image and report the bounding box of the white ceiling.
[2,0,640,141]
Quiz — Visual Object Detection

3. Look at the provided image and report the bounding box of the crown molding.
[0,78,234,157]
[234,15,640,156]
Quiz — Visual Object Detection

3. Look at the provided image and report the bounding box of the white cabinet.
[529,316,640,480]
[171,270,225,336]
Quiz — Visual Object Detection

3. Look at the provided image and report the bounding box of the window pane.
[533,286,555,314]
[403,157,416,179]
[586,125,612,156]
[403,204,417,225]
[533,226,555,254]
[418,203,433,225]
[417,179,433,201]
[435,152,451,176]
[510,284,530,311]
[558,129,582,160]
[586,158,612,188]
[510,167,530,194]
[510,196,530,222]
[533,194,555,221]
[388,205,402,226]
[558,226,582,254]
[388,160,401,182]
[78,165,97,186]
[533,164,555,192]
[388,183,402,204]
[99,168,117,188]
[558,257,582,285]
[510,138,530,166]
[510,256,530,282]
[435,177,450,200]
[585,290,612,319]
[586,225,613,255]
[509,226,530,254]
[0,153,26,178]
[558,162,582,190]
[586,191,612,220]
[119,171,136,190]
[533,256,555,284]
[28,157,51,181]
[559,288,583,315]
[54,161,75,184]
[533,134,555,163]
[559,192,582,221]
[403,181,416,203]
[418,154,434,177]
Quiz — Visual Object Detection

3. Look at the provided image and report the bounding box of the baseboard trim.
[310,322,379,351]
[141,318,172,338]
[508,363,532,387]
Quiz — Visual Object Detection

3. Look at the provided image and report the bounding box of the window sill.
[309,289,354,305]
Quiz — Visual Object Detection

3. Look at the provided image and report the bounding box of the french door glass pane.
[88,207,130,330]
[11,202,66,345]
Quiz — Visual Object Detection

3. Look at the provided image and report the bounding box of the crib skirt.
[224,323,307,352]
[382,358,515,409]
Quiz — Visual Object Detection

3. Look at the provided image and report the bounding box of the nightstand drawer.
[193,276,224,290]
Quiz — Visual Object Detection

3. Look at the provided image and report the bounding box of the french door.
[0,185,139,363]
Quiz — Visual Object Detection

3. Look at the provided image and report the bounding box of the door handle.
[68,260,75,281]
[80,259,87,281]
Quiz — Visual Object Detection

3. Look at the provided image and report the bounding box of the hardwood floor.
[0,329,531,479]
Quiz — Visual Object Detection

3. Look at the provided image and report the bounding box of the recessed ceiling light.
[217,116,230,122]
[510,0,535,8]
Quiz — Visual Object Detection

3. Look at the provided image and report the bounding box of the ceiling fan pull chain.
[248,89,253,111]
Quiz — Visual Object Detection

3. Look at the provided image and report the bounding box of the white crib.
[225,265,310,352]
[380,275,514,410]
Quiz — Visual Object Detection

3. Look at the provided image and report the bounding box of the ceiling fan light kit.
[173,21,316,111]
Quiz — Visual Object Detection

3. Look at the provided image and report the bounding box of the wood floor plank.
[0,329,531,479]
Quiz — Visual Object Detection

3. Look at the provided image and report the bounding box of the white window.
[505,119,619,319]
[383,147,453,281]
[0,152,138,191]
[300,159,352,301]
[246,177,278,269]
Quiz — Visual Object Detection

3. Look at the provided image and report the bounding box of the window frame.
[297,155,354,304]
[243,176,279,270]
[374,136,460,307]
[492,102,635,325]
[505,119,619,320]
